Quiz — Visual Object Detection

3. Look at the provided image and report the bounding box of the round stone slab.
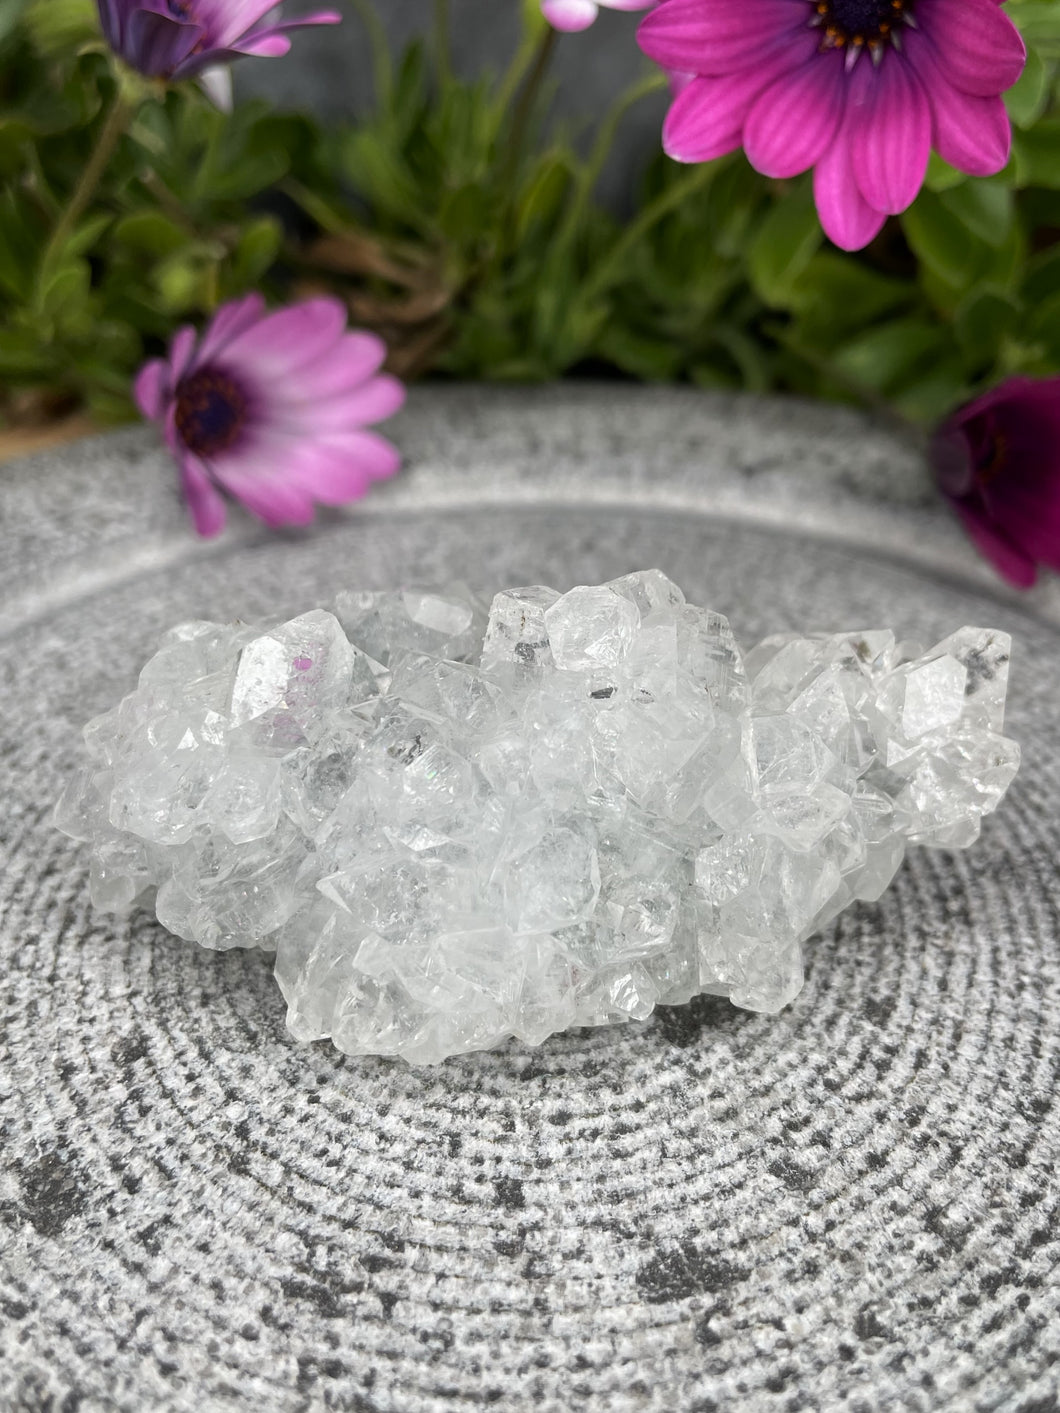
[2,385,1058,1412]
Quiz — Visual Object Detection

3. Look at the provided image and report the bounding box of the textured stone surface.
[2,385,1059,1411]
[56,576,1019,1063]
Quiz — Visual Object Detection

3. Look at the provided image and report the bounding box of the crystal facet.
[54,575,1020,1064]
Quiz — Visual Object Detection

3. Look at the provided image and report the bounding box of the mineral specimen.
[54,573,1020,1064]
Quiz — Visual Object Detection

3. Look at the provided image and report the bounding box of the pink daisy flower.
[931,376,1060,589]
[135,295,406,538]
[96,0,340,82]
[542,0,655,35]
[638,0,1026,251]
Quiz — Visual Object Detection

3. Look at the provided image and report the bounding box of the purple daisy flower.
[542,0,655,35]
[931,376,1060,589]
[638,0,1026,251]
[96,0,340,82]
[135,295,406,538]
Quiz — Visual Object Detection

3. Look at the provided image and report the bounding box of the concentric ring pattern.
[1,387,1058,1412]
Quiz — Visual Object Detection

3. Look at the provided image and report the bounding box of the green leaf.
[788,254,912,343]
[113,210,188,256]
[438,183,494,245]
[514,153,574,242]
[901,190,978,288]
[954,288,1021,370]
[940,180,1014,248]
[0,191,41,298]
[830,317,951,395]
[924,152,967,193]
[708,159,767,260]
[1023,242,1060,304]
[154,248,216,313]
[23,0,97,55]
[0,326,57,376]
[747,180,822,307]
[0,0,30,45]
[893,360,968,426]
[38,258,94,335]
[710,323,774,393]
[228,215,282,287]
[1005,44,1050,128]
[1008,0,1060,52]
[340,129,424,229]
[1026,289,1060,361]
[1013,119,1060,189]
[61,212,112,259]
[593,323,683,382]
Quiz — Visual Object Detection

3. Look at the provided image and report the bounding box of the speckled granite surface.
[1,385,1058,1412]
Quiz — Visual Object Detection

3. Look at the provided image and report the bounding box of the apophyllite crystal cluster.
[55,572,1019,1064]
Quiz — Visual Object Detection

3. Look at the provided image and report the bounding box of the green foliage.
[1,0,1059,429]
[0,11,309,420]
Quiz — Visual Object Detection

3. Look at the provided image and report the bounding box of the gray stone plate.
[2,386,1058,1413]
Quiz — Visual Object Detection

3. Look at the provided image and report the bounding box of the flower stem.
[39,90,131,284]
[582,161,717,301]
[554,72,667,252]
[494,21,543,119]
[433,0,451,88]
[502,26,557,188]
[351,0,392,106]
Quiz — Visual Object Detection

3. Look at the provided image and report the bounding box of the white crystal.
[544,585,640,671]
[55,572,1020,1063]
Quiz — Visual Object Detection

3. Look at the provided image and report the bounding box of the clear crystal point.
[55,573,1020,1063]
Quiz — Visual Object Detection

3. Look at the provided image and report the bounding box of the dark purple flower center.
[812,0,914,49]
[166,0,195,18]
[976,432,1009,485]
[174,367,249,457]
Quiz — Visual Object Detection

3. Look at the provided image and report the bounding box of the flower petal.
[211,459,317,529]
[190,0,283,46]
[286,445,376,507]
[638,0,802,76]
[850,54,932,216]
[899,29,1011,177]
[220,298,348,378]
[269,374,406,433]
[662,74,751,163]
[930,426,975,499]
[194,294,267,364]
[95,0,125,49]
[327,430,402,483]
[220,30,292,58]
[296,332,389,397]
[661,29,817,164]
[980,437,1060,566]
[123,8,202,76]
[168,325,198,382]
[954,502,1037,587]
[234,9,341,43]
[135,359,168,420]
[744,50,846,180]
[179,454,228,538]
[813,131,887,252]
[920,0,1026,97]
[197,65,234,112]
[542,0,599,31]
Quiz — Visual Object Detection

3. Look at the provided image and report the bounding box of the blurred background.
[1,0,1058,589]
[236,0,664,209]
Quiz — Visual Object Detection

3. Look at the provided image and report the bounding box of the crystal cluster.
[55,573,1020,1064]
